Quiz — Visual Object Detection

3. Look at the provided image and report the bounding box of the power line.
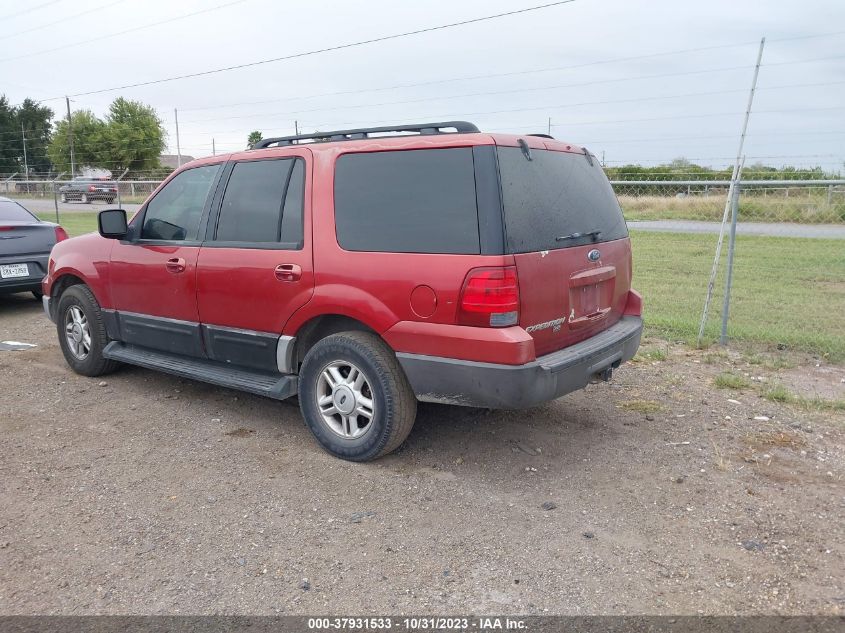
[37,1,579,100]
[0,0,251,64]
[0,0,62,21]
[178,76,845,126]
[0,0,128,41]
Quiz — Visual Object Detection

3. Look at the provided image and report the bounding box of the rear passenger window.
[215,158,304,246]
[334,148,480,254]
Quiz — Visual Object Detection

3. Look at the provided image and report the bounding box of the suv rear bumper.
[396,316,643,409]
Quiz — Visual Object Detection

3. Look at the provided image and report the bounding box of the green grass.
[619,400,664,414]
[714,372,750,389]
[762,384,793,403]
[762,383,845,412]
[630,231,845,363]
[635,346,668,362]
[38,211,98,237]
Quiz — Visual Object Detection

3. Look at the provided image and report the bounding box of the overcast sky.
[2,0,843,172]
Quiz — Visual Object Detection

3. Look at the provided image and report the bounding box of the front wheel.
[298,331,417,461]
[56,285,120,377]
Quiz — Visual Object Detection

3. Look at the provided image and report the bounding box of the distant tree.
[47,98,166,176]
[48,110,106,175]
[16,98,53,174]
[247,130,263,148]
[0,96,19,174]
[100,98,166,174]
[0,95,54,175]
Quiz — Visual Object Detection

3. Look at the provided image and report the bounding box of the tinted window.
[216,159,303,244]
[334,148,479,254]
[0,200,36,222]
[280,158,305,245]
[142,164,220,241]
[497,147,628,253]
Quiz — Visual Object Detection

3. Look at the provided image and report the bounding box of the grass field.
[619,194,845,223]
[38,212,845,362]
[630,231,845,362]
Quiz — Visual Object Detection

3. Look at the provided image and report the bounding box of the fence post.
[720,171,744,345]
[52,179,59,224]
[116,169,129,208]
[827,185,834,206]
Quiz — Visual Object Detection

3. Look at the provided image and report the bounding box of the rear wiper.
[555,230,602,242]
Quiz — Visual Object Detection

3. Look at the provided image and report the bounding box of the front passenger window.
[142,164,220,241]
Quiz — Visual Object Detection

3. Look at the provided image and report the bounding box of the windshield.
[497,147,628,253]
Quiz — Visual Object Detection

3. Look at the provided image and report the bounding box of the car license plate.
[0,263,29,279]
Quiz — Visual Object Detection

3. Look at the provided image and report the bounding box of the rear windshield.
[497,147,627,253]
[0,200,36,222]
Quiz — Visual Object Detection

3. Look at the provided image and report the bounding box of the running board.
[102,342,297,400]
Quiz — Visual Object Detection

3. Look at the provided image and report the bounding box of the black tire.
[56,285,119,377]
[106,197,116,205]
[32,290,43,300]
[299,331,417,461]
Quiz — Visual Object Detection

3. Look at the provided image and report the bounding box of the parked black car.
[0,197,68,298]
[59,177,117,204]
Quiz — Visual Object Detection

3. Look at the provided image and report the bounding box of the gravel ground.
[0,292,843,615]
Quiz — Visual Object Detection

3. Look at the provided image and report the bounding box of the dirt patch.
[0,292,843,615]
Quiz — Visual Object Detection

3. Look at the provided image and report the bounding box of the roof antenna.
[518,138,533,161]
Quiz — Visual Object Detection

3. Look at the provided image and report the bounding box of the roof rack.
[253,121,479,149]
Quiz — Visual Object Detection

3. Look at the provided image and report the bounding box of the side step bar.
[103,342,298,400]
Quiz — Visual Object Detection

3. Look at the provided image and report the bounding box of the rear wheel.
[80,193,89,204]
[56,285,119,377]
[298,331,417,461]
[106,197,116,205]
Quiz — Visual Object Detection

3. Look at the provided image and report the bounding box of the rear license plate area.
[0,263,29,279]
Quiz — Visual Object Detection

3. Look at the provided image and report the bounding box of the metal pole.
[21,123,29,178]
[53,179,59,223]
[698,37,765,344]
[116,168,128,208]
[174,108,182,167]
[720,156,745,344]
[295,120,300,135]
[212,138,216,156]
[547,117,551,136]
[66,97,75,176]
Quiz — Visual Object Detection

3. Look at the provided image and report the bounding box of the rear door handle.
[275,263,302,282]
[165,257,186,274]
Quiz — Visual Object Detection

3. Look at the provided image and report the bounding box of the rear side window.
[334,148,480,254]
[497,147,628,253]
[215,158,304,246]
[0,200,36,221]
[142,164,220,241]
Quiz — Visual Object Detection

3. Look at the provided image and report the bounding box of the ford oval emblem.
[587,249,601,262]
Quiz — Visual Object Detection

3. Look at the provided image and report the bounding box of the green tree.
[0,96,18,174]
[47,98,166,176]
[16,98,53,174]
[48,110,106,175]
[99,97,166,174]
[247,130,263,148]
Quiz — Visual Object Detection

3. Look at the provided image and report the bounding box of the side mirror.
[98,209,128,240]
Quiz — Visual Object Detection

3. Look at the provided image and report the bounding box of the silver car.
[0,197,68,299]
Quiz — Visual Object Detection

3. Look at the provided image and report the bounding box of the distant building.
[159,154,195,169]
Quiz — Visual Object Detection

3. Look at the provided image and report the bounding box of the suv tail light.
[457,266,519,327]
[88,185,97,191]
[55,226,69,242]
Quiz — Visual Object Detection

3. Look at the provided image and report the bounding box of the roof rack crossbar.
[254,121,479,149]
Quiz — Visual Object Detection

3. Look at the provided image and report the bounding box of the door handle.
[275,263,302,282]
[165,257,186,274]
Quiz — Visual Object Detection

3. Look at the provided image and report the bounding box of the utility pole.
[66,97,75,175]
[212,138,216,156]
[174,108,182,167]
[547,117,551,136]
[601,150,606,167]
[295,120,300,135]
[21,122,29,178]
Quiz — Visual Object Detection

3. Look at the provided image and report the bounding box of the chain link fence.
[3,175,844,361]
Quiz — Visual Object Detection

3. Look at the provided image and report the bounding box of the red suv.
[42,122,642,461]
